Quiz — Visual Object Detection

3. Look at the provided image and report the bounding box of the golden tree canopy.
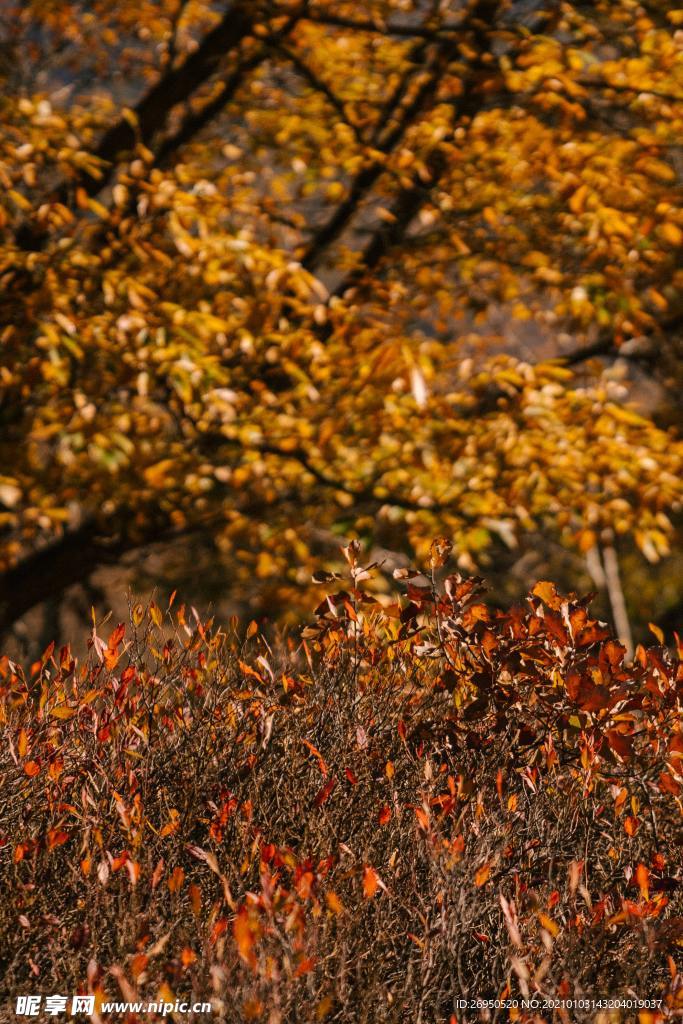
[0,0,682,631]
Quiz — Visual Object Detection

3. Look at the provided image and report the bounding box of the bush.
[1,541,681,1022]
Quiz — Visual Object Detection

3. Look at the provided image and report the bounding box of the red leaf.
[211,917,228,946]
[658,772,681,796]
[314,777,337,808]
[606,729,633,761]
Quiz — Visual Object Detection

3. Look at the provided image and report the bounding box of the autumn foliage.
[1,0,682,636]
[1,542,681,1021]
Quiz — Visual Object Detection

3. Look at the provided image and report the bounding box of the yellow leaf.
[637,158,676,183]
[143,460,175,489]
[569,184,588,214]
[88,198,110,219]
[50,706,77,719]
[537,912,559,937]
[658,222,682,247]
[326,891,344,914]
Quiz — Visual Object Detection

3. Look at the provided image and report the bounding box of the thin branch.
[601,533,634,659]
[324,0,503,304]
[155,46,270,168]
[371,38,431,146]
[300,70,442,269]
[303,12,468,39]
[15,1,257,251]
[274,41,364,143]
[197,433,461,516]
[72,2,257,194]
[563,308,683,367]
[163,0,191,71]
[300,0,493,272]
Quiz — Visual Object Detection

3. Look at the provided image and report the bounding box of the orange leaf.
[378,805,391,826]
[537,912,559,938]
[168,866,185,894]
[294,956,316,978]
[151,858,165,889]
[189,883,202,918]
[24,760,40,777]
[475,863,492,887]
[131,953,148,980]
[233,908,258,967]
[326,891,344,915]
[414,807,430,831]
[606,729,633,761]
[362,866,379,898]
[212,917,229,946]
[531,580,563,610]
[47,829,69,849]
[126,860,140,886]
[107,623,126,649]
[302,739,328,776]
[635,863,650,901]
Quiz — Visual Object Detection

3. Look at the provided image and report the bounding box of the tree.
[1,0,682,639]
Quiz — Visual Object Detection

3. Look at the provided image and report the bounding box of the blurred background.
[0,0,681,660]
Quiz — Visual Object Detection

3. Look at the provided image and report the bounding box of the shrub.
[0,542,681,1022]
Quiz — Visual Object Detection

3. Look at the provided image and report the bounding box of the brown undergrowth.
[1,541,682,1022]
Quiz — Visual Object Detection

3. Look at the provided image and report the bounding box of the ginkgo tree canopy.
[0,0,681,634]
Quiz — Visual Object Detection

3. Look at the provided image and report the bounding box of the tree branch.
[323,0,503,302]
[0,425,469,637]
[562,308,683,366]
[15,1,257,249]
[302,12,467,39]
[198,433,459,515]
[274,42,364,143]
[0,488,301,637]
[0,520,129,639]
[300,53,447,272]
[78,2,256,191]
